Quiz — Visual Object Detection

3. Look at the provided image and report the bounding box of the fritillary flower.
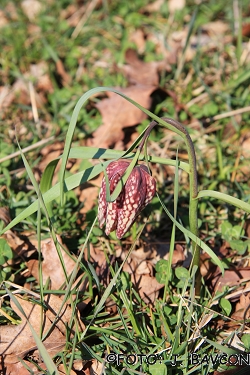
[98,160,156,239]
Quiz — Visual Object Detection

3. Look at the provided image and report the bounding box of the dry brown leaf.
[202,21,229,37]
[3,229,35,258]
[131,274,163,303]
[242,134,250,158]
[232,134,250,180]
[122,49,163,86]
[200,252,218,278]
[21,0,42,21]
[2,360,44,375]
[78,175,102,214]
[27,236,76,289]
[30,62,54,93]
[119,246,164,303]
[0,207,11,225]
[89,85,156,148]
[58,363,78,374]
[88,359,103,375]
[0,10,8,28]
[243,23,250,38]
[128,29,146,53]
[0,61,53,118]
[0,294,81,365]
[141,0,164,13]
[211,268,250,292]
[79,184,99,213]
[231,281,250,320]
[56,59,72,86]
[85,244,108,281]
[168,0,185,13]
[232,292,250,320]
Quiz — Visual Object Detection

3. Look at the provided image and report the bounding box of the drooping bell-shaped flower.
[98,160,156,239]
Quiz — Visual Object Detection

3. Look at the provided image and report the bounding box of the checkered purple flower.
[98,160,156,239]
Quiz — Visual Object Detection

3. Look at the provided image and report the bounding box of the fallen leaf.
[87,359,103,375]
[242,23,250,38]
[122,49,163,86]
[78,175,103,214]
[3,229,36,258]
[85,244,108,281]
[58,363,78,374]
[210,268,250,292]
[27,236,76,289]
[2,360,43,375]
[232,293,250,320]
[89,85,156,148]
[0,207,11,225]
[0,294,82,366]
[168,0,185,13]
[21,0,43,21]
[128,29,146,53]
[0,10,8,28]
[30,62,54,93]
[141,0,164,13]
[232,281,250,320]
[56,59,72,86]
[131,274,163,303]
[201,21,229,37]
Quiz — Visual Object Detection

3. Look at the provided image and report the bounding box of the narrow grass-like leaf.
[205,338,240,355]
[0,162,109,234]
[168,153,179,280]
[40,158,60,194]
[87,261,100,290]
[80,225,146,340]
[196,190,250,214]
[69,147,190,172]
[157,193,224,273]
[106,256,141,335]
[42,217,97,341]
[15,136,69,285]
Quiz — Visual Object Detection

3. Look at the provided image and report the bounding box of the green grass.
[1,0,250,374]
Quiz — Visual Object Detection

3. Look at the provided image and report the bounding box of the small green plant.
[0,238,13,282]
[221,221,250,255]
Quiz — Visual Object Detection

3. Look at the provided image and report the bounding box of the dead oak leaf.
[90,85,156,148]
[0,294,78,365]
[78,175,103,214]
[1,360,44,375]
[131,274,163,304]
[168,0,185,13]
[141,0,164,13]
[128,29,145,53]
[232,281,250,320]
[210,268,250,292]
[122,49,164,86]
[27,236,76,290]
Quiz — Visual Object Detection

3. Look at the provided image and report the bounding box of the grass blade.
[196,190,250,214]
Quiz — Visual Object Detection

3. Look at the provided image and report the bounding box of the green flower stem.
[139,117,201,293]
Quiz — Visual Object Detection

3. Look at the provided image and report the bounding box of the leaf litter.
[0,293,84,366]
[1,1,250,373]
[89,85,156,148]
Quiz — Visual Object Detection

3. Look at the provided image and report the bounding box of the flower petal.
[98,161,156,239]
[98,160,129,233]
[116,166,146,239]
[140,166,156,210]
